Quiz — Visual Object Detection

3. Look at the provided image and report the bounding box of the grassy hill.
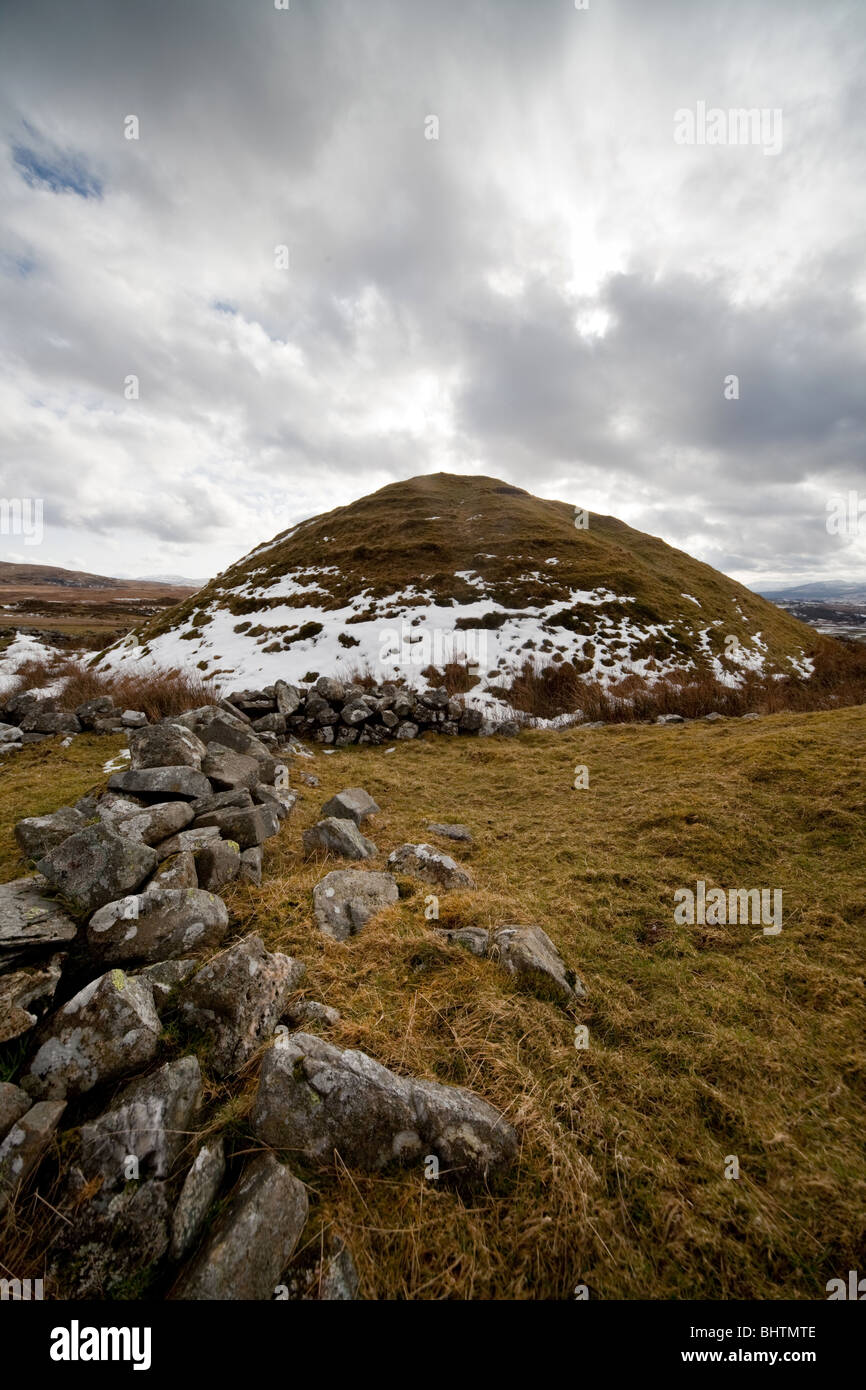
[4,705,865,1299]
[95,474,817,695]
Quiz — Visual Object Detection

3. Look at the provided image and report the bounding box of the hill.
[95,473,817,695]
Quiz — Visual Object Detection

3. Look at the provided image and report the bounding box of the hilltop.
[95,473,815,698]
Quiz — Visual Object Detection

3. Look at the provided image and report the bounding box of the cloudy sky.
[1,0,864,589]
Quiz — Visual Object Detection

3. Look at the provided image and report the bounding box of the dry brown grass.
[506,637,866,723]
[3,655,218,722]
[3,706,865,1299]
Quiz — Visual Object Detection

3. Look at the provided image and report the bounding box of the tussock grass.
[2,707,865,1299]
[3,656,218,722]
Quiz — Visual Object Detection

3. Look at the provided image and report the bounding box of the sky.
[0,0,864,590]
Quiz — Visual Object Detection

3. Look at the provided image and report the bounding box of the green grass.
[3,707,865,1299]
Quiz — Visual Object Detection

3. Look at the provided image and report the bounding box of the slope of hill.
[95,474,817,694]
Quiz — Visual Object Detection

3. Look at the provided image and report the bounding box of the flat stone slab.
[320,788,380,826]
[0,877,79,961]
[426,822,473,843]
[312,869,398,941]
[386,843,474,891]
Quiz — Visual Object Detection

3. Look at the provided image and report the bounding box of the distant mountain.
[96,472,818,692]
[758,580,866,604]
[126,573,209,587]
[0,561,199,591]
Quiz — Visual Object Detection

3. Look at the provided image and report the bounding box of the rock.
[320,787,380,826]
[307,697,338,727]
[274,680,301,717]
[340,699,373,726]
[137,958,197,1012]
[437,926,489,957]
[170,1137,226,1261]
[24,970,161,1100]
[180,935,305,1076]
[109,766,212,801]
[191,787,254,817]
[298,771,320,787]
[656,713,685,725]
[52,1178,170,1299]
[314,676,345,705]
[129,721,207,770]
[386,843,474,891]
[74,696,116,727]
[252,1033,517,1176]
[705,711,725,722]
[0,722,23,745]
[154,825,222,860]
[171,1153,308,1301]
[197,716,273,765]
[312,869,398,941]
[80,790,146,824]
[195,839,241,891]
[303,818,377,861]
[201,743,262,790]
[87,886,229,966]
[0,954,64,1043]
[0,876,78,965]
[741,712,761,720]
[491,925,586,1005]
[580,720,606,730]
[0,1100,66,1213]
[36,825,157,916]
[20,709,80,735]
[121,709,148,728]
[314,725,335,744]
[459,707,484,731]
[285,999,341,1027]
[113,800,194,846]
[91,715,125,733]
[251,782,296,818]
[193,804,280,849]
[239,846,263,886]
[150,850,199,890]
[79,1055,202,1191]
[494,720,521,738]
[426,822,472,843]
[395,720,418,740]
[251,712,286,734]
[14,807,86,861]
[0,1082,31,1143]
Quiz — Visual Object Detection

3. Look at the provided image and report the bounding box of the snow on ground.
[0,631,66,696]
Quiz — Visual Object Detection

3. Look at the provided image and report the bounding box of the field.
[3,704,864,1299]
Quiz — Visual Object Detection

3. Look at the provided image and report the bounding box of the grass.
[2,706,865,1299]
[2,656,218,723]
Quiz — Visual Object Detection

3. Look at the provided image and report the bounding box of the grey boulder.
[0,1100,67,1214]
[491,924,586,1005]
[113,800,194,846]
[129,721,207,770]
[387,843,474,891]
[14,807,86,861]
[303,817,377,861]
[108,766,212,801]
[320,787,380,826]
[37,824,157,915]
[171,1153,308,1300]
[79,1055,202,1190]
[87,886,229,965]
[170,1137,226,1260]
[180,935,305,1076]
[312,869,398,941]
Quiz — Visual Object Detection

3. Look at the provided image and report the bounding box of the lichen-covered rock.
[190,787,254,818]
[23,970,161,1100]
[154,825,221,861]
[180,935,305,1075]
[0,953,64,1044]
[51,1178,170,1299]
[108,766,212,801]
[426,822,473,843]
[137,958,197,1012]
[239,845,263,886]
[201,743,262,790]
[195,839,241,891]
[112,800,194,846]
[303,817,377,861]
[36,824,158,915]
[171,1153,308,1300]
[0,877,78,965]
[169,1137,226,1260]
[150,850,199,890]
[79,1055,202,1190]
[285,998,341,1028]
[192,804,280,849]
[386,843,474,891]
[274,680,301,716]
[87,886,229,965]
[129,721,207,770]
[491,924,586,1005]
[252,1033,517,1176]
[437,926,490,957]
[312,869,398,941]
[0,1100,66,1214]
[320,787,380,826]
[0,1082,32,1143]
[14,807,86,861]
